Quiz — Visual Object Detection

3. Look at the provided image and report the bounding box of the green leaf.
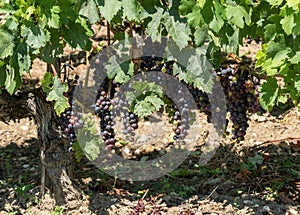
[165,14,190,50]
[185,6,202,28]
[0,29,15,58]
[144,95,164,111]
[271,49,290,67]
[146,7,164,42]
[259,77,279,112]
[79,0,100,24]
[46,77,69,116]
[99,0,122,23]
[293,13,300,35]
[40,30,64,63]
[77,128,102,161]
[209,14,224,34]
[134,100,155,118]
[209,2,224,34]
[178,0,195,14]
[264,24,277,41]
[280,14,294,35]
[286,0,299,7]
[290,51,300,64]
[194,27,208,46]
[4,68,17,95]
[207,30,220,47]
[294,76,300,94]
[255,49,266,68]
[226,5,251,29]
[277,94,288,104]
[72,142,83,162]
[266,0,283,6]
[262,58,277,76]
[11,42,31,74]
[47,6,61,28]
[122,0,140,21]
[62,22,92,50]
[106,56,131,83]
[21,21,50,50]
[186,52,214,93]
[41,72,54,94]
[225,27,239,54]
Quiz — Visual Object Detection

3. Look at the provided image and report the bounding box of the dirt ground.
[0,41,300,215]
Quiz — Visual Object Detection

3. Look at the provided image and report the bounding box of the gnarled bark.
[0,89,82,208]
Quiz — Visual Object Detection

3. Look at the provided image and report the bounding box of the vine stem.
[107,21,111,45]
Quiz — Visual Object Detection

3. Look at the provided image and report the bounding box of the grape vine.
[0,0,299,152]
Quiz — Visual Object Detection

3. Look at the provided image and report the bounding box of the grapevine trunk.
[0,89,82,208]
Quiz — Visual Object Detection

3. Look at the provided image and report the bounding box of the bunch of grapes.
[60,74,81,151]
[123,112,139,134]
[94,78,117,150]
[216,67,250,141]
[245,77,264,114]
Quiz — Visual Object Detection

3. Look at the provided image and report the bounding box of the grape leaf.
[259,77,279,112]
[194,26,208,46]
[134,100,155,118]
[79,0,100,24]
[77,128,102,161]
[186,52,214,93]
[45,6,60,29]
[226,5,251,29]
[105,55,131,83]
[165,14,190,50]
[271,49,290,67]
[178,0,195,14]
[46,77,69,116]
[0,30,15,58]
[4,68,17,95]
[255,49,266,68]
[41,72,54,94]
[21,21,50,50]
[62,22,92,50]
[225,27,239,54]
[99,0,122,23]
[146,7,164,42]
[290,51,300,64]
[122,0,140,21]
[40,30,64,63]
[294,76,300,94]
[4,17,18,31]
[266,0,283,6]
[185,6,202,28]
[72,142,83,162]
[144,95,164,111]
[130,81,164,98]
[292,13,300,35]
[10,42,31,74]
[264,24,277,41]
[209,2,224,34]
[262,58,277,76]
[286,0,298,7]
[280,14,294,35]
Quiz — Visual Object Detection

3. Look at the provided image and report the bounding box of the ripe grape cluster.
[216,67,248,140]
[60,74,81,151]
[113,89,139,142]
[93,78,117,150]
[216,66,263,141]
[123,112,139,134]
